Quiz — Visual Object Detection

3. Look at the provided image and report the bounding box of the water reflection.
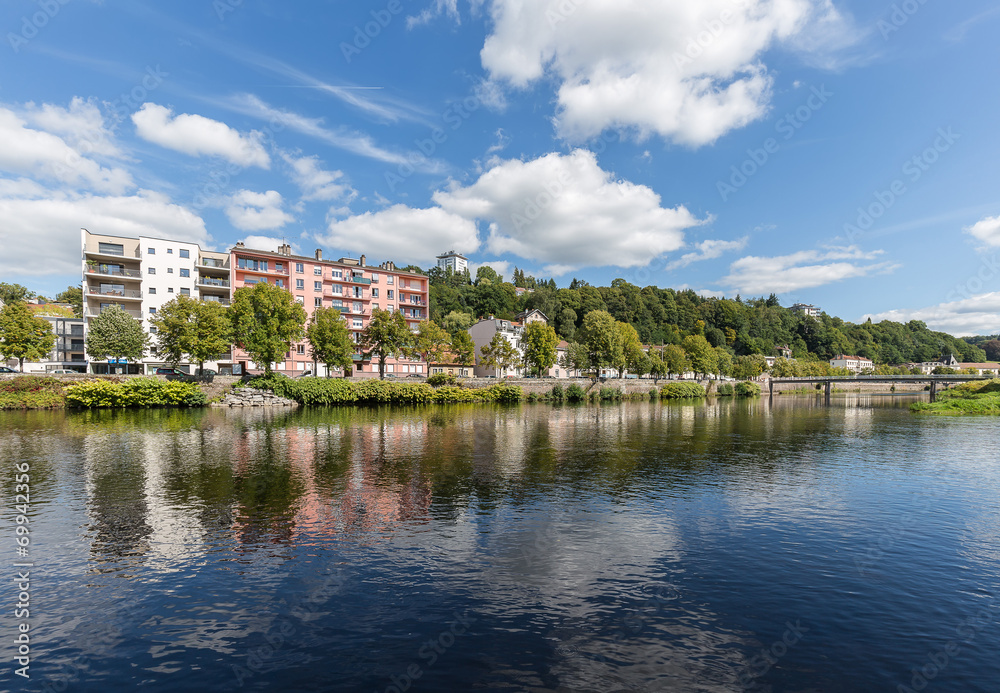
[0,396,997,692]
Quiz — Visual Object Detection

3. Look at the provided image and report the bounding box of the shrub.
[599,386,622,401]
[734,382,762,397]
[427,372,458,387]
[566,383,586,402]
[649,387,659,400]
[526,392,538,403]
[245,374,524,406]
[717,383,735,396]
[660,382,707,399]
[65,377,205,408]
[551,384,565,402]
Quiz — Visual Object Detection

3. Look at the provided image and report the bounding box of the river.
[1,395,998,692]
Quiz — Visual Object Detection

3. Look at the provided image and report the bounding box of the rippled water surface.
[2,396,999,692]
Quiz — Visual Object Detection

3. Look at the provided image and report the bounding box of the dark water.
[2,396,998,692]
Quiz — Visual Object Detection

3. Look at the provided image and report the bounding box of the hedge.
[660,382,706,399]
[247,374,523,406]
[0,376,68,410]
[734,382,762,397]
[66,377,207,408]
[716,383,735,396]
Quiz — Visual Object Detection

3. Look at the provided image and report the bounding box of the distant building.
[514,309,548,326]
[830,354,874,373]
[428,352,473,378]
[8,307,86,373]
[436,250,468,275]
[791,303,822,320]
[468,317,525,378]
[956,362,1000,375]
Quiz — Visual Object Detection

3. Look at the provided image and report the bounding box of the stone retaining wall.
[213,387,299,408]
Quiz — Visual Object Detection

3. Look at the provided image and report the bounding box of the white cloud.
[433,149,704,272]
[280,152,356,202]
[666,236,748,270]
[965,215,1000,247]
[865,293,1000,338]
[22,97,124,158]
[722,246,896,295]
[317,205,479,267]
[479,0,857,145]
[224,190,294,231]
[131,103,270,169]
[238,236,300,255]
[408,0,461,28]
[0,190,208,276]
[0,105,133,194]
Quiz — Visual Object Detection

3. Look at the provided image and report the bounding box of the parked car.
[155,367,188,377]
[406,374,423,378]
[49,369,78,374]
[0,366,16,373]
[296,370,313,378]
[196,369,217,376]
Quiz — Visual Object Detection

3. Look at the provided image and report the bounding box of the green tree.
[713,347,733,378]
[55,286,83,318]
[560,341,590,376]
[479,333,520,376]
[648,349,667,382]
[0,283,33,305]
[151,296,233,374]
[581,310,622,373]
[617,322,645,377]
[441,310,473,334]
[306,307,355,377]
[731,354,769,380]
[682,335,716,378]
[413,320,452,365]
[361,308,414,379]
[229,282,307,374]
[523,321,559,376]
[86,304,148,367]
[0,301,56,372]
[662,344,690,378]
[769,357,800,378]
[450,330,476,367]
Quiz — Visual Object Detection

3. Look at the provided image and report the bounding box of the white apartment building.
[468,317,525,378]
[829,354,874,373]
[436,250,468,275]
[792,303,822,320]
[81,229,231,375]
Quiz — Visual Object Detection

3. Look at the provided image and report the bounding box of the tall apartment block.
[230,243,429,376]
[81,229,430,376]
[436,250,468,274]
[81,229,232,374]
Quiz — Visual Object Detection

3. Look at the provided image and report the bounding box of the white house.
[830,354,874,373]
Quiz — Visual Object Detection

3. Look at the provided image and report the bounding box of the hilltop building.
[436,250,468,275]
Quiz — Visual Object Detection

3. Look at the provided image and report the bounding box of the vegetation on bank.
[247,373,524,405]
[65,378,207,408]
[911,379,1000,415]
[0,376,67,409]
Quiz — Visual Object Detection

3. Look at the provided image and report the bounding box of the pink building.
[230,243,430,377]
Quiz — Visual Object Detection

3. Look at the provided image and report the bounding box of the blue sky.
[2,0,1000,334]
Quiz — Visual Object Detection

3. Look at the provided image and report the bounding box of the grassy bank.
[911,379,1000,416]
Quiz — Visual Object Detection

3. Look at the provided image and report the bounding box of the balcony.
[198,278,231,288]
[203,298,231,307]
[200,258,230,271]
[85,307,142,319]
[347,275,372,285]
[86,265,142,280]
[88,288,142,300]
[85,245,140,261]
[235,261,289,276]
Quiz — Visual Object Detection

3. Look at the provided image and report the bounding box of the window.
[296,279,304,290]
[275,279,284,288]
[167,268,174,274]
[148,307,156,314]
[331,269,342,278]
[353,302,363,314]
[387,290,394,300]
[371,288,379,298]
[332,285,342,295]
[296,345,305,355]
[168,288,174,293]
[296,263,304,273]
[147,247,155,255]
[237,258,268,272]
[147,266,157,275]
[148,287,156,295]
[149,326,158,334]
[180,288,190,296]
[314,297,322,307]
[314,267,322,275]
[180,249,190,258]
[314,281,322,291]
[332,299,343,308]
[370,273,379,283]
[353,319,363,329]
[276,263,284,272]
[180,268,190,277]
[296,296,304,305]
[167,248,173,254]
[386,275,394,285]
[372,303,379,310]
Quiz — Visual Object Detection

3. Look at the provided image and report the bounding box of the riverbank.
[911,378,1000,415]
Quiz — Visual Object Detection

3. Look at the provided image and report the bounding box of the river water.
[1,396,998,692]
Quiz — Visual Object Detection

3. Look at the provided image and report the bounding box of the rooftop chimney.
[360,254,366,267]
[315,248,322,261]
